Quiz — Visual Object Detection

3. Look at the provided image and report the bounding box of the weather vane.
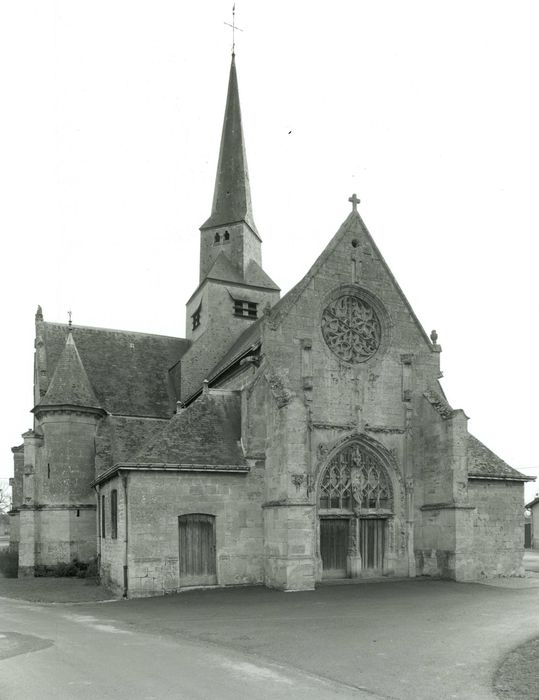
[68,309,72,330]
[224,4,243,55]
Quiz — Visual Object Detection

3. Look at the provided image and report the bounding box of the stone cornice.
[32,404,106,418]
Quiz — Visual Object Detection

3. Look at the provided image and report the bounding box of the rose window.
[321,295,381,363]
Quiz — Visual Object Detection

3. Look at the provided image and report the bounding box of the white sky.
[1,1,538,502]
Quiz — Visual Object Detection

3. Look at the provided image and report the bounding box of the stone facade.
[10,52,532,594]
[99,466,264,598]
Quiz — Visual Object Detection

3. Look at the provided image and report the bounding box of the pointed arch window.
[319,443,392,511]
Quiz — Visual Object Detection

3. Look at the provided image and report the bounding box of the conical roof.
[201,55,258,235]
[36,330,103,412]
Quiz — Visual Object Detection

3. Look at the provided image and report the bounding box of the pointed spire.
[201,55,258,235]
[35,328,103,413]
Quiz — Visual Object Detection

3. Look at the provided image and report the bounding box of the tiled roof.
[39,322,190,418]
[95,415,167,473]
[136,391,246,467]
[526,496,539,509]
[37,331,102,411]
[467,434,530,481]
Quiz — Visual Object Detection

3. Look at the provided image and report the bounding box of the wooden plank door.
[320,518,349,579]
[359,518,385,572]
[178,513,217,587]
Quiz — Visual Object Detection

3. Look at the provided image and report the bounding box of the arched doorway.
[318,442,393,579]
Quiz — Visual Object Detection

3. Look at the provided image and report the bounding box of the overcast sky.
[1,1,538,502]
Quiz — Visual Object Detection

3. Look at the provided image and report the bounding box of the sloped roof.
[135,391,246,467]
[95,414,167,474]
[526,496,539,509]
[468,434,530,481]
[37,331,102,412]
[200,55,258,236]
[244,260,280,291]
[39,323,190,418]
[206,251,243,284]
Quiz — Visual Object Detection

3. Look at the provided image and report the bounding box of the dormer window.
[233,299,257,319]
[192,303,202,330]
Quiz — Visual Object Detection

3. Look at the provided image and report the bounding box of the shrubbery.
[35,557,98,579]
[0,548,18,578]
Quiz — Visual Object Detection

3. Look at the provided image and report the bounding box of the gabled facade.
[10,53,533,595]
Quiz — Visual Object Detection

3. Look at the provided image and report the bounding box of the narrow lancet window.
[111,489,118,539]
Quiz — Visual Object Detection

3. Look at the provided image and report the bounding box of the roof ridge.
[43,321,186,340]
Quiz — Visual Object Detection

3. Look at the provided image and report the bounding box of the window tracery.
[321,295,381,363]
[319,443,392,511]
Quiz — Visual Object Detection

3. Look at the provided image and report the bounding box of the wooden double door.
[320,517,386,578]
[178,513,217,587]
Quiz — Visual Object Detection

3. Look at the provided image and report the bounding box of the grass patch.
[493,637,539,699]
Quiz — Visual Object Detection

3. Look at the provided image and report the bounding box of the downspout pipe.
[122,473,128,598]
[93,484,101,583]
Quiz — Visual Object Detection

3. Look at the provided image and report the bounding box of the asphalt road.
[0,596,374,700]
[1,577,538,700]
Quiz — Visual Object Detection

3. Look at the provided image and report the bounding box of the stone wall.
[34,507,96,567]
[468,479,525,577]
[98,476,126,596]
[17,411,99,575]
[99,465,265,598]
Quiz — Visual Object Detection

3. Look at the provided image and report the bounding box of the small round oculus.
[321,295,381,363]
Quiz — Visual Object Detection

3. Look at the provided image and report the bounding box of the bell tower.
[181,54,279,400]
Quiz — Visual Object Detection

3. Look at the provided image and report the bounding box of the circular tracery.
[321,295,381,363]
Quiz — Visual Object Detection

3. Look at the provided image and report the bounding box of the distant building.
[525,496,539,549]
[10,53,534,596]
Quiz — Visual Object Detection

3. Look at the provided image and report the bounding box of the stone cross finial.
[348,193,360,211]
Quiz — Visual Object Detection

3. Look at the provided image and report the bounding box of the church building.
[10,53,531,597]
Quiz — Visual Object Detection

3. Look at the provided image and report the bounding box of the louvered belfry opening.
[318,442,393,578]
[178,513,217,587]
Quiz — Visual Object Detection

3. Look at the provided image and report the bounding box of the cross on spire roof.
[224,3,243,56]
[348,193,360,212]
